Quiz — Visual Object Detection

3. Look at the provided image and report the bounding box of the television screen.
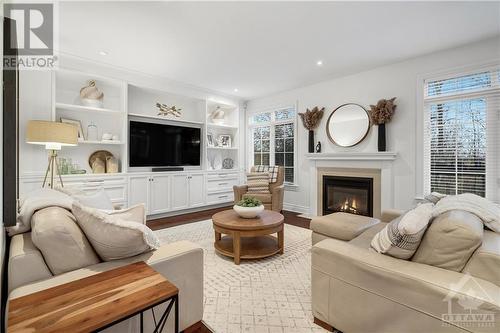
[129,120,201,167]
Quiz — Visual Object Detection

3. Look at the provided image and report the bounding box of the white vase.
[233,204,264,218]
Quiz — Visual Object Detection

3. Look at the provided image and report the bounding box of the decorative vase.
[233,204,264,218]
[316,141,321,153]
[378,123,386,152]
[308,130,314,153]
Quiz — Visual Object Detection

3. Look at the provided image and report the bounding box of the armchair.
[233,166,284,212]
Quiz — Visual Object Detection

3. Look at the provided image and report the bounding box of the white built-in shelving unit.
[52,69,128,174]
[21,68,243,217]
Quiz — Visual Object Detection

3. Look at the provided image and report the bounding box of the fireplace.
[322,176,373,217]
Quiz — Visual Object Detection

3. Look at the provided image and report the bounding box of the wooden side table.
[212,209,285,264]
[8,261,179,333]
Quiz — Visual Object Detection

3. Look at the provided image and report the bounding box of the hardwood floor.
[147,206,311,231]
[147,207,311,333]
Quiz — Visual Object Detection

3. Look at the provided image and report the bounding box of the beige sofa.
[233,166,284,212]
[6,208,204,333]
[311,210,500,333]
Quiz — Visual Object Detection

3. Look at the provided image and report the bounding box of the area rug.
[155,219,328,333]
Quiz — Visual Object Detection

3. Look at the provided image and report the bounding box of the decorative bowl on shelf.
[233,197,264,218]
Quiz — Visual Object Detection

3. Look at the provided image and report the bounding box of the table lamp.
[26,120,78,188]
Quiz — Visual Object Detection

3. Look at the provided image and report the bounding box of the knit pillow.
[247,172,270,194]
[371,203,434,259]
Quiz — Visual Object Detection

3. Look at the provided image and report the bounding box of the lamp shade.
[26,120,78,150]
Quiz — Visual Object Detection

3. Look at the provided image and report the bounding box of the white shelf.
[77,140,124,145]
[56,102,122,115]
[207,123,238,130]
[128,112,204,126]
[207,146,239,150]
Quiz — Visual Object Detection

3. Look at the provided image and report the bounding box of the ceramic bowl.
[233,204,264,218]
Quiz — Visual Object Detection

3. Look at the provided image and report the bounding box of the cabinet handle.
[218,195,228,199]
[218,182,228,186]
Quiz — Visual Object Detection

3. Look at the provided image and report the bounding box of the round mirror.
[326,103,370,147]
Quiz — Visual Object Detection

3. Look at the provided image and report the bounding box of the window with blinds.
[423,67,500,201]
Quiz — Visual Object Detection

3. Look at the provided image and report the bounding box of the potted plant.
[369,97,397,152]
[233,197,264,218]
[299,106,325,153]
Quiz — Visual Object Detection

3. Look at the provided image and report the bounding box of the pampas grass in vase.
[369,98,397,152]
[299,106,325,153]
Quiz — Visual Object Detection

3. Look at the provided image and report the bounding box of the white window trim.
[246,103,299,186]
[415,60,500,201]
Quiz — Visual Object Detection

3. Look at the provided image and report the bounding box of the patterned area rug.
[155,219,328,333]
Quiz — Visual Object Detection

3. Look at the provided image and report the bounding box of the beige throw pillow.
[72,202,160,261]
[371,203,434,259]
[247,172,270,194]
[31,207,100,275]
[412,210,483,271]
[108,204,146,224]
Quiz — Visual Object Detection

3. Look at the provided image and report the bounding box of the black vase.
[308,130,314,153]
[378,123,386,152]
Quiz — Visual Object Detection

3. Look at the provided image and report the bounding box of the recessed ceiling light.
[316,60,323,66]
[99,51,108,56]
[233,88,239,92]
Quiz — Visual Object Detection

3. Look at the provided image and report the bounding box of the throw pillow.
[371,203,434,259]
[412,210,483,272]
[71,202,160,261]
[254,165,279,183]
[247,172,270,194]
[71,188,114,211]
[108,204,146,224]
[424,192,447,204]
[31,206,100,275]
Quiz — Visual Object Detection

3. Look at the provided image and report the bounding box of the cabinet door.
[188,173,206,207]
[170,174,189,211]
[150,175,170,215]
[128,176,150,213]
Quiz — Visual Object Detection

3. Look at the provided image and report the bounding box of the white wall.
[247,37,500,213]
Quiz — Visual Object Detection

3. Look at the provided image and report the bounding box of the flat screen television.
[129,120,201,167]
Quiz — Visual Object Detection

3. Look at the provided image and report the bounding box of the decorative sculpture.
[156,102,182,117]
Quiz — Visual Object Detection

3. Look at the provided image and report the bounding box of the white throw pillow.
[371,203,434,259]
[108,204,146,224]
[71,188,114,210]
[71,202,160,261]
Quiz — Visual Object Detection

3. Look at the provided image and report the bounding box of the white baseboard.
[283,203,310,214]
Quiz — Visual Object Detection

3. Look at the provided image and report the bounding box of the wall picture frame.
[60,117,85,140]
[207,132,215,147]
[218,134,232,148]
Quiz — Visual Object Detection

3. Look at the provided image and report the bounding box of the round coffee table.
[212,210,284,265]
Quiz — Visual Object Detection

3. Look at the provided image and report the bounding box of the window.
[250,107,296,184]
[423,67,500,200]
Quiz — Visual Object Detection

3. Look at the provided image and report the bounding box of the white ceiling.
[59,1,500,99]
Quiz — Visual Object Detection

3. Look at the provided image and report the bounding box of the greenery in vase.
[236,197,262,207]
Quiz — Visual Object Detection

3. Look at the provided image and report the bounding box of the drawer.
[207,191,234,204]
[207,178,239,192]
[207,172,239,181]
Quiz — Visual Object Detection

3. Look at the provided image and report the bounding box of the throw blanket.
[433,193,500,232]
[7,188,74,236]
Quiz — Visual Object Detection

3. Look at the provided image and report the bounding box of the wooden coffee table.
[212,209,284,264]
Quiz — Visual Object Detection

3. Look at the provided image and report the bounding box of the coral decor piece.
[156,102,182,117]
[298,106,325,130]
[369,97,397,125]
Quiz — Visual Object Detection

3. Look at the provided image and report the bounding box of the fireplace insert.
[322,176,373,217]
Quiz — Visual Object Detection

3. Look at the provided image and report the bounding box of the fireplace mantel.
[305,152,397,161]
[306,152,397,217]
